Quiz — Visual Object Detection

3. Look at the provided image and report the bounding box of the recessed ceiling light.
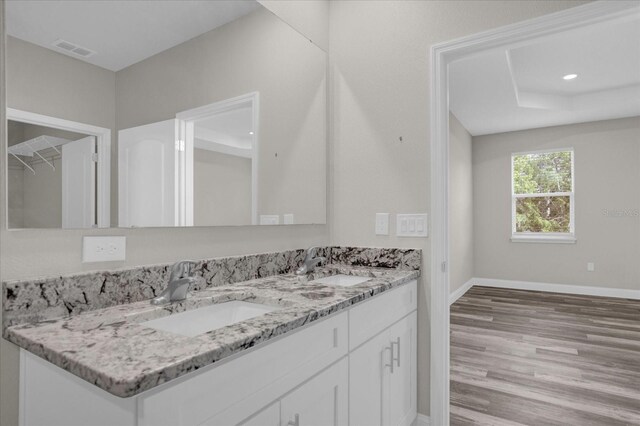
[563,74,578,81]
[249,131,254,135]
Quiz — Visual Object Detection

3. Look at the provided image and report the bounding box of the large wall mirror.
[5,0,327,229]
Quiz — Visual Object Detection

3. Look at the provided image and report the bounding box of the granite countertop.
[4,264,418,398]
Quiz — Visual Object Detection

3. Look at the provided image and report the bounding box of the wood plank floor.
[450,286,640,426]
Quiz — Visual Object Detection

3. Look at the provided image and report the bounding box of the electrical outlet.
[587,262,595,272]
[259,215,280,225]
[396,214,428,237]
[83,236,126,262]
[375,213,390,235]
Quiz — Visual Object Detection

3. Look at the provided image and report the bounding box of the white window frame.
[511,147,576,244]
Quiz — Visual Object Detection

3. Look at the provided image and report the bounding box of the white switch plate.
[375,213,390,235]
[83,236,126,263]
[587,262,595,272]
[396,214,428,237]
[259,215,280,225]
[283,214,295,225]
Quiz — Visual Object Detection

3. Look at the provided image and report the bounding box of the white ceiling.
[6,0,260,72]
[450,13,640,136]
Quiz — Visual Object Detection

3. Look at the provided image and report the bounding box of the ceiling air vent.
[52,39,96,58]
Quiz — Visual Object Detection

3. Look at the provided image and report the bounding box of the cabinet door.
[280,358,348,426]
[239,402,280,426]
[349,328,393,426]
[384,312,417,426]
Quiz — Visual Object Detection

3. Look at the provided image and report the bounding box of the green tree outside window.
[512,151,573,233]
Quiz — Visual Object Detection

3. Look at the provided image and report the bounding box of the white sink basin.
[142,301,281,337]
[312,274,371,287]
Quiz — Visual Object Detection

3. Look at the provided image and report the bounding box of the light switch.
[587,262,595,272]
[283,214,294,225]
[375,213,390,235]
[396,214,428,237]
[83,236,126,262]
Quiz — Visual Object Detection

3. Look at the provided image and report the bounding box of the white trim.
[510,233,576,244]
[176,92,259,225]
[474,278,640,300]
[416,413,431,426]
[513,192,572,198]
[512,147,575,156]
[430,25,450,426]
[6,108,111,228]
[449,279,475,305]
[19,349,27,426]
[430,2,640,425]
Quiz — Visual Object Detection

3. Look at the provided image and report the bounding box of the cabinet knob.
[288,413,300,426]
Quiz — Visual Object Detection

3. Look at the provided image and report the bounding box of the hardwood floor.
[450,286,640,426]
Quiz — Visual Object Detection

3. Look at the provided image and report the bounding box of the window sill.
[511,234,576,244]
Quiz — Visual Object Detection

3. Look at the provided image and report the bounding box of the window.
[511,149,575,243]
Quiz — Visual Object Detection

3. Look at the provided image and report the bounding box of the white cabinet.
[350,311,417,426]
[239,402,280,426]
[208,358,348,426]
[20,281,417,426]
[280,358,348,426]
[385,312,417,426]
[349,327,390,426]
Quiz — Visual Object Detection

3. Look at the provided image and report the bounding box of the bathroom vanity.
[3,248,420,426]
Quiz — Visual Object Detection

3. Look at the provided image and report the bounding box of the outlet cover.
[83,236,126,263]
[396,214,428,237]
[259,215,280,225]
[283,214,295,225]
[587,262,595,272]
[375,213,390,235]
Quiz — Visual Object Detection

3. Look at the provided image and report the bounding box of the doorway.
[429,2,639,424]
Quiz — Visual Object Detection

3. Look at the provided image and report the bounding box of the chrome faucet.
[151,260,197,305]
[295,247,326,275]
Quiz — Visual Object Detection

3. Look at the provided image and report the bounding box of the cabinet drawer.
[349,280,416,350]
[138,311,348,426]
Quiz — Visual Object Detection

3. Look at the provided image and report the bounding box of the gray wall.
[115,6,326,225]
[473,116,640,289]
[328,0,589,415]
[449,113,474,294]
[194,149,252,226]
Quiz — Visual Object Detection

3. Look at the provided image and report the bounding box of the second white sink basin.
[312,274,371,287]
[142,301,281,337]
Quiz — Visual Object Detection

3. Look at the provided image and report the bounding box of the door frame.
[429,1,640,424]
[6,108,111,228]
[176,92,259,226]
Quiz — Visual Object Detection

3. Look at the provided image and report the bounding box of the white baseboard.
[449,278,475,305]
[474,277,640,300]
[416,413,430,426]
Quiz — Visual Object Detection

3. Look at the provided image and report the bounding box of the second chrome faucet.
[295,247,326,275]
